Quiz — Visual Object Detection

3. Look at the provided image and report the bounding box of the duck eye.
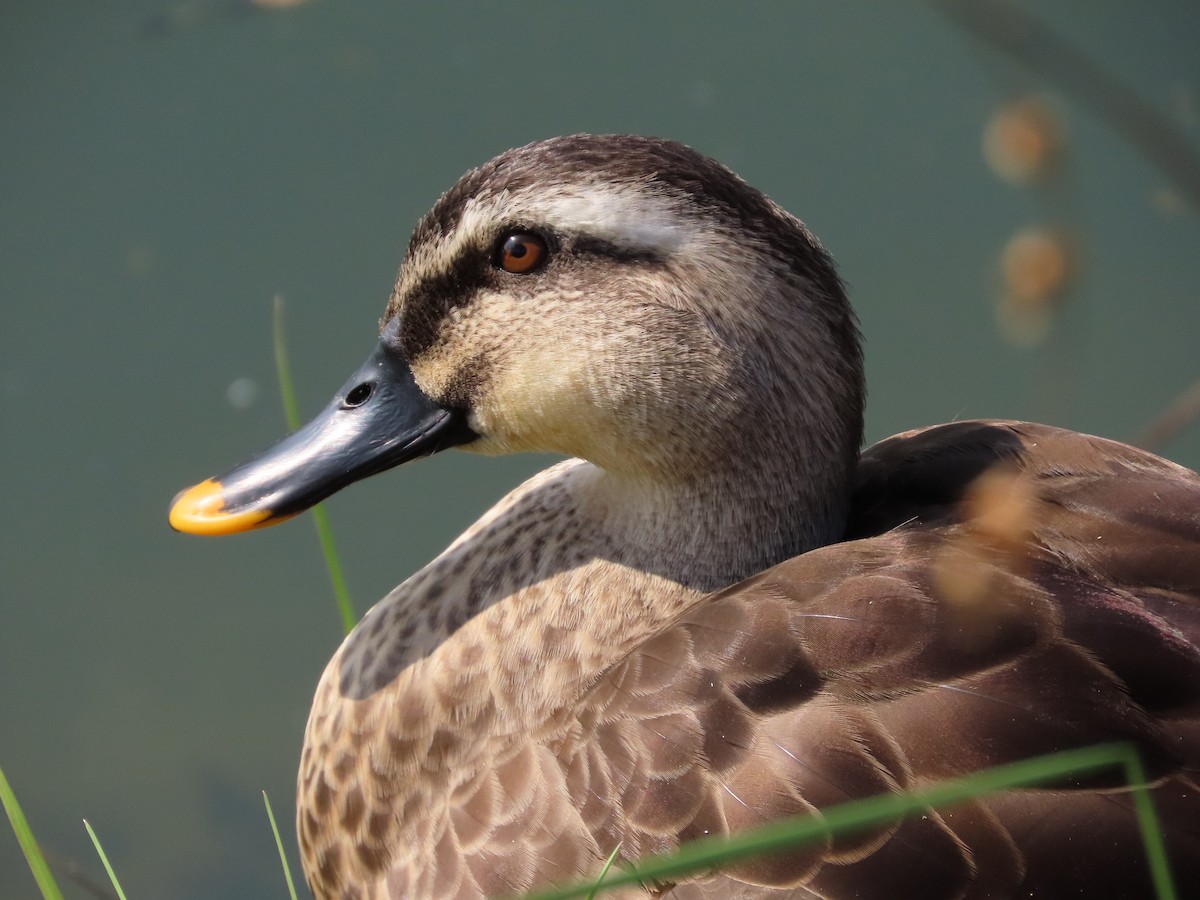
[495,231,548,274]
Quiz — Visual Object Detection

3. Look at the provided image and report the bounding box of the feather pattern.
[183,135,1200,898]
[300,421,1200,899]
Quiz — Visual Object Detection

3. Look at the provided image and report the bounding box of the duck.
[169,134,1200,899]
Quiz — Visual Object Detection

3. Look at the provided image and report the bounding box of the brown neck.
[300,445,853,892]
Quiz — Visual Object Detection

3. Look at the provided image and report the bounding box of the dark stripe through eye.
[570,235,666,265]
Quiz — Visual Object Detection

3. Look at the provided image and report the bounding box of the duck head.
[170,135,864,540]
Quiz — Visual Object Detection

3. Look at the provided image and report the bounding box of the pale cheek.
[479,347,604,455]
[408,350,459,405]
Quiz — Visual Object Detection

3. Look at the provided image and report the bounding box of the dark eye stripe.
[397,247,495,358]
[397,228,665,360]
[570,235,667,265]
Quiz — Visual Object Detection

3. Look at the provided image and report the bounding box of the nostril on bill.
[344,382,374,408]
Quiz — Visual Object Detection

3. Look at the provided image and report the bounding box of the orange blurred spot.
[983,96,1064,186]
[1002,228,1072,305]
[934,464,1040,614]
[996,227,1074,345]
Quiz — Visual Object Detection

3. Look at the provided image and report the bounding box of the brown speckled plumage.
[276,137,1200,898]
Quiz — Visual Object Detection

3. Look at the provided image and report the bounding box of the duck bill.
[169,331,476,536]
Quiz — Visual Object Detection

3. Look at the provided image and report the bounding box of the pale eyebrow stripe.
[534,186,697,254]
[398,182,703,298]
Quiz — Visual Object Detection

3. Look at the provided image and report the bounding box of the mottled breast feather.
[301,422,1200,899]
[267,134,1200,900]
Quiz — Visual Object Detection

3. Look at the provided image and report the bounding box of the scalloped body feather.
[180,135,1200,899]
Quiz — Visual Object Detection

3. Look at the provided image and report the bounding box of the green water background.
[2,1,1198,896]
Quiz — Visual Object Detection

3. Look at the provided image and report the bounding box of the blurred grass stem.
[527,742,1175,900]
[274,294,357,635]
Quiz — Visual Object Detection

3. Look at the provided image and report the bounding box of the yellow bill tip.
[168,478,274,536]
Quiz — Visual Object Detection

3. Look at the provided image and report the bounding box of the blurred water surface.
[2,1,1198,896]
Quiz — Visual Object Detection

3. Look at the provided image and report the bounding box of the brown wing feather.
[530,422,1200,898]
[364,422,1200,899]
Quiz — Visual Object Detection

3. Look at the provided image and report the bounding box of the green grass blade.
[1123,751,1178,900]
[583,843,623,900]
[273,293,357,635]
[0,761,65,900]
[263,790,299,900]
[272,293,303,433]
[310,504,356,635]
[527,742,1175,900]
[82,819,127,900]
